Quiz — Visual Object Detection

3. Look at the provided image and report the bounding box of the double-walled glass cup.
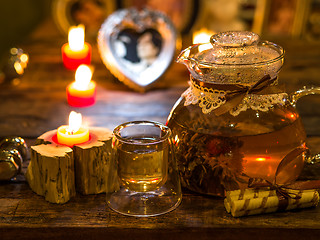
[107,121,182,217]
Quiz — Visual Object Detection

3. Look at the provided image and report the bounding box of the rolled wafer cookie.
[225,188,319,217]
[226,187,276,202]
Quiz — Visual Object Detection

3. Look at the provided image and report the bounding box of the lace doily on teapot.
[182,80,288,116]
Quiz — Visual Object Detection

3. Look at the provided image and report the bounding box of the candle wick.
[66,130,75,135]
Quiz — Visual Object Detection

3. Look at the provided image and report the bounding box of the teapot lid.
[178,31,284,85]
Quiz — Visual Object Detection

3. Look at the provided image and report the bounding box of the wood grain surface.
[2,18,320,239]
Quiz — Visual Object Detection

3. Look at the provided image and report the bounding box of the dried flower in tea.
[169,119,246,197]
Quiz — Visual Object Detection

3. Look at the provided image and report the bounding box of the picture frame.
[252,0,311,38]
[51,0,117,38]
[192,0,258,35]
[304,0,320,41]
[116,0,199,34]
[97,8,177,92]
[238,0,259,31]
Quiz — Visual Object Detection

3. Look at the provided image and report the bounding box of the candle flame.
[68,25,85,51]
[193,29,215,52]
[67,111,82,134]
[193,29,215,44]
[74,64,93,90]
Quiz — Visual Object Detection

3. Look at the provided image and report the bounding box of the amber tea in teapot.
[167,31,315,196]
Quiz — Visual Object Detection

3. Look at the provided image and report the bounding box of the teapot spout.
[176,44,210,80]
[176,46,197,78]
[176,46,192,65]
[176,43,212,65]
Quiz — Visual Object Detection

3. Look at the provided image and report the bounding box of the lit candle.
[61,25,91,70]
[57,111,89,147]
[66,64,96,107]
[193,29,215,52]
[193,28,215,44]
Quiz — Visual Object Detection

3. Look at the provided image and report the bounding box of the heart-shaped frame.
[98,8,177,92]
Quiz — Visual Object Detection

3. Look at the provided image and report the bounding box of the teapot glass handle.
[289,86,320,173]
[289,86,320,107]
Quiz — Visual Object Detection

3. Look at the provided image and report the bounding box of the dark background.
[0,0,51,59]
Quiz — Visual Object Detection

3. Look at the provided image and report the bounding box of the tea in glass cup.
[107,121,181,217]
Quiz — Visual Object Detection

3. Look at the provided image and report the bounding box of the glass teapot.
[167,31,320,197]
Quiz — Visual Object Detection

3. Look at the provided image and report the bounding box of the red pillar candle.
[62,25,91,70]
[67,65,96,107]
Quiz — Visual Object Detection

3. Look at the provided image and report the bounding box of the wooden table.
[2,19,320,240]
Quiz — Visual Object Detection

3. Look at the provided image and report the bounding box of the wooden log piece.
[73,127,117,195]
[25,130,75,204]
[26,127,116,203]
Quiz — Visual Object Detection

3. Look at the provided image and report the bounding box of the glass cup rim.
[113,120,171,145]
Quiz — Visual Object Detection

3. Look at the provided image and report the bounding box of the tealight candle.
[67,64,96,107]
[57,111,89,147]
[62,25,91,70]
